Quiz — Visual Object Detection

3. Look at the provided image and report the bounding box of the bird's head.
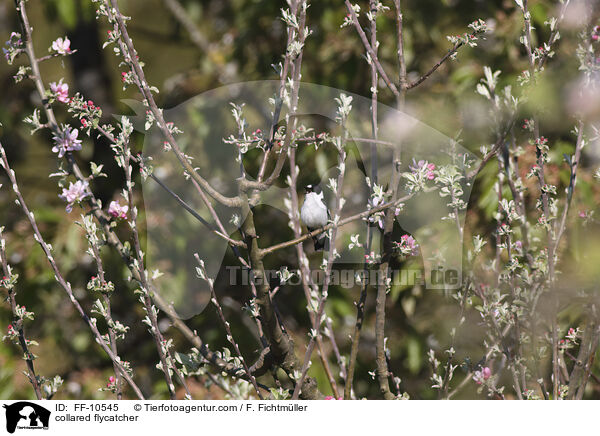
[304,184,322,194]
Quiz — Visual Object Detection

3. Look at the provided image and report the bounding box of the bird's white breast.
[300,193,328,228]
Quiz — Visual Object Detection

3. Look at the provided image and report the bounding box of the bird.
[300,184,330,251]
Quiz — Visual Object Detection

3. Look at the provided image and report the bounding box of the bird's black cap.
[304,184,322,194]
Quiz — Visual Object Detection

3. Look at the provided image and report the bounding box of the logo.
[2,402,50,433]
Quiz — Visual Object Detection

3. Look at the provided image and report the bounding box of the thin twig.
[86,235,123,400]
[0,229,43,400]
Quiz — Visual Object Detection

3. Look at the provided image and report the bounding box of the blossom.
[324,396,343,400]
[394,234,419,256]
[367,194,386,228]
[473,366,492,384]
[513,240,523,254]
[364,251,380,265]
[3,32,23,63]
[52,125,82,158]
[51,37,71,54]
[425,163,436,180]
[108,201,128,219]
[50,79,69,103]
[106,376,116,388]
[409,159,436,181]
[59,180,89,213]
[348,234,362,250]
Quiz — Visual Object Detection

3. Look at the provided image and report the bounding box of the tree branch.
[260,195,413,257]
[343,0,401,99]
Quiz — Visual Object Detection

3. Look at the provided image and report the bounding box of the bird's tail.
[312,233,329,251]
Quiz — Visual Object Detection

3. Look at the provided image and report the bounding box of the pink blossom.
[51,37,71,55]
[579,210,586,218]
[50,79,69,103]
[324,396,342,400]
[473,366,492,384]
[426,163,436,180]
[482,367,491,380]
[395,234,419,256]
[409,159,436,181]
[108,201,128,219]
[59,180,89,213]
[52,125,82,158]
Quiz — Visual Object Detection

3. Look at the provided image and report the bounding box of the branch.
[122,125,179,399]
[0,142,145,400]
[346,0,384,399]
[15,0,275,390]
[194,254,264,399]
[240,196,319,398]
[446,323,512,399]
[162,0,211,53]
[85,228,124,399]
[554,121,585,247]
[292,131,349,400]
[394,0,407,90]
[96,125,246,249]
[106,0,242,208]
[343,0,401,99]
[404,37,471,90]
[289,131,341,398]
[0,229,43,399]
[259,195,413,257]
[467,119,515,180]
